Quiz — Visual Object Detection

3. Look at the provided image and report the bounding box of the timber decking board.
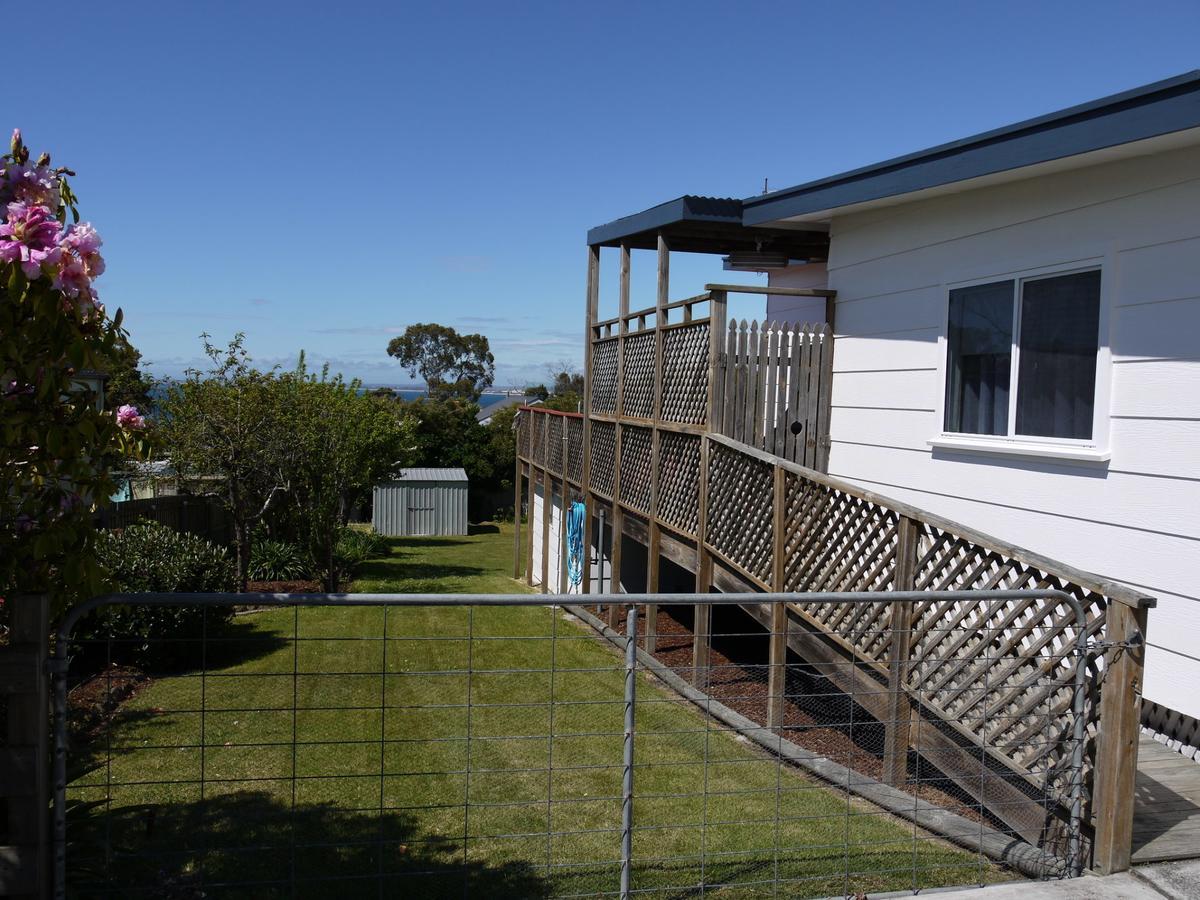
[1130,734,1200,863]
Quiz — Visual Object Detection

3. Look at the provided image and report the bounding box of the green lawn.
[66,523,1005,898]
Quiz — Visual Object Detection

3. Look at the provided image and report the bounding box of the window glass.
[1015,271,1101,440]
[944,280,1013,435]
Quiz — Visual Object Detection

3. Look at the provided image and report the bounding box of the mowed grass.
[67,523,1005,898]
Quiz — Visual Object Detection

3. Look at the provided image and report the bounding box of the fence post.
[883,517,919,786]
[620,606,638,900]
[1092,601,1148,874]
[1,595,50,899]
[512,449,522,579]
[693,436,712,689]
[767,466,788,730]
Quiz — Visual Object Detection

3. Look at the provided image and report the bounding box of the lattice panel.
[705,441,773,584]
[547,415,564,476]
[589,420,616,499]
[517,411,530,459]
[529,413,545,466]
[657,431,701,536]
[591,338,619,414]
[621,332,657,419]
[618,425,653,513]
[904,522,1107,816]
[660,322,710,425]
[780,474,900,660]
[566,417,583,484]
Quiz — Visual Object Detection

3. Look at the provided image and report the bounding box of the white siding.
[766,263,829,324]
[824,140,1200,718]
[531,483,583,593]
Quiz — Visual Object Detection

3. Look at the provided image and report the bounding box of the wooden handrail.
[705,283,837,298]
[706,431,1153,610]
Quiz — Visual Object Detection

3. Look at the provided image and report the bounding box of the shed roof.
[391,468,469,482]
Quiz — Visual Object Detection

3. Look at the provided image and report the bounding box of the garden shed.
[372,467,469,536]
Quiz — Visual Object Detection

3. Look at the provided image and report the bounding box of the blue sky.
[13,1,1200,387]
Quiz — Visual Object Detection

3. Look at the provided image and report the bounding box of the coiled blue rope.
[566,501,587,587]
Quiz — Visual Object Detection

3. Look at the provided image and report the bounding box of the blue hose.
[566,501,587,587]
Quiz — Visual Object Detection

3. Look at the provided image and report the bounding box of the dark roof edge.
[587,195,742,246]
[743,70,1200,225]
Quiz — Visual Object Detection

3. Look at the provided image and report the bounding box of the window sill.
[928,435,1111,464]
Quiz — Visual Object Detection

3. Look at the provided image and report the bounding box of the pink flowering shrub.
[1,129,148,606]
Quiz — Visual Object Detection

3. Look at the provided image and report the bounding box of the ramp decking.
[1131,735,1200,863]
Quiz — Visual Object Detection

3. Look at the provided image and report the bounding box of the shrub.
[330,527,387,582]
[248,540,311,582]
[79,520,237,666]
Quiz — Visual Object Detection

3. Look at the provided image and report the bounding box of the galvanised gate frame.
[53,590,1091,899]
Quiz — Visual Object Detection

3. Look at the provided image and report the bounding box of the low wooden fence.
[96,494,233,547]
[714,320,832,471]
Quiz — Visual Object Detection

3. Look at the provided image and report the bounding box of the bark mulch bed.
[595,602,1003,831]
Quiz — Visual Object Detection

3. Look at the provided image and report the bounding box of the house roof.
[392,468,469,482]
[744,70,1200,225]
[586,195,829,259]
[589,71,1200,242]
[475,394,528,422]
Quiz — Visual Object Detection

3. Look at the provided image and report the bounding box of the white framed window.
[931,264,1111,462]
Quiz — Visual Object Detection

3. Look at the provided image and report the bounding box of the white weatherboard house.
[591,71,1200,728]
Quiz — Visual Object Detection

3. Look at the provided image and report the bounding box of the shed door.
[407,483,436,535]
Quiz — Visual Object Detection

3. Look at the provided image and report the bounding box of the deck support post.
[693,435,712,689]
[883,516,919,786]
[645,523,660,654]
[524,460,535,586]
[1093,601,1148,874]
[581,244,599,596]
[540,417,551,594]
[767,466,788,730]
[512,453,522,579]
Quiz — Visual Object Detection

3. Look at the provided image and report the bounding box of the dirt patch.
[67,664,150,743]
[246,579,324,593]
[597,603,1000,830]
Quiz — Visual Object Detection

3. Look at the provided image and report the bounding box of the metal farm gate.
[49,590,1092,899]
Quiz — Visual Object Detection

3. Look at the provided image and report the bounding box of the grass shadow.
[66,790,548,899]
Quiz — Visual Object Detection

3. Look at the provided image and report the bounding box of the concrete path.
[894,859,1200,900]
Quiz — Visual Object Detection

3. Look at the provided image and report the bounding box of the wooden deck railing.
[517,270,1153,872]
[517,404,1152,870]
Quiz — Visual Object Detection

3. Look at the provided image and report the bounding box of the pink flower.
[62,221,104,277]
[116,404,145,430]
[3,162,61,208]
[0,202,62,278]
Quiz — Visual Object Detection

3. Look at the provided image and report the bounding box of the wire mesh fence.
[53,591,1087,899]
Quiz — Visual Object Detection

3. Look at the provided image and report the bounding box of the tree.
[99,333,155,412]
[281,359,413,590]
[1,129,148,607]
[386,323,494,402]
[159,334,289,591]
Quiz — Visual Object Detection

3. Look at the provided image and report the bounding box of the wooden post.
[883,516,919,786]
[693,435,713,688]
[609,505,624,618]
[656,233,670,311]
[646,523,660,654]
[540,417,551,594]
[767,466,788,730]
[524,457,536,586]
[708,290,728,433]
[1092,601,1149,874]
[1,595,49,899]
[581,245,599,593]
[512,446,522,579]
[815,322,835,473]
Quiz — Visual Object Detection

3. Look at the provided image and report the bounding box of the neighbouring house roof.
[586,194,830,259]
[590,71,1200,243]
[391,467,469,482]
[476,394,529,423]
